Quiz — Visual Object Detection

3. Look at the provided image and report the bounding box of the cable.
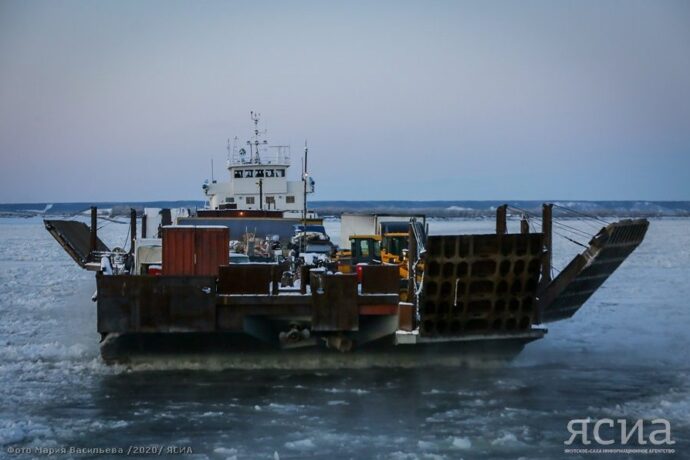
[505,204,593,259]
[122,224,131,252]
[552,220,594,239]
[507,205,540,220]
[553,204,610,225]
[552,216,596,234]
[553,229,589,249]
[506,204,594,246]
[64,207,91,221]
[556,214,603,232]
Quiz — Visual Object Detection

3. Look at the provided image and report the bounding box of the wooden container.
[162,226,229,276]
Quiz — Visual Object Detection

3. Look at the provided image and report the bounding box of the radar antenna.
[249,111,268,164]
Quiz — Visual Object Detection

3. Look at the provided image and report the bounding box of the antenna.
[304,140,308,172]
[231,136,239,164]
[211,158,215,182]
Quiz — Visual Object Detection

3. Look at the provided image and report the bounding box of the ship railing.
[229,148,291,166]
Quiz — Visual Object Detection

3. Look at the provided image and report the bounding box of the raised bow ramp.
[44,219,110,270]
[537,219,649,323]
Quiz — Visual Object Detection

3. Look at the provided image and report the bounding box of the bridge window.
[246,196,255,204]
[255,169,265,178]
[234,170,243,178]
[277,169,285,177]
[286,196,295,204]
[245,170,253,178]
[265,169,275,177]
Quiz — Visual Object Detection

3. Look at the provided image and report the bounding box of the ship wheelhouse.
[202,113,315,214]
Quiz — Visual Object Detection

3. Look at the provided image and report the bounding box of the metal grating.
[420,233,543,337]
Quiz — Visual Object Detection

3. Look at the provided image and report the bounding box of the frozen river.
[0,216,688,459]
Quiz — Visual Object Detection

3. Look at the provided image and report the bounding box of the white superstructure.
[202,112,315,214]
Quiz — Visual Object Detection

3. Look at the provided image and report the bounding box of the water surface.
[1,217,688,459]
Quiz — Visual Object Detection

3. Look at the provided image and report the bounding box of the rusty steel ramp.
[44,219,110,270]
[538,219,649,323]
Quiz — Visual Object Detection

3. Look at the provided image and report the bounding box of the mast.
[258,179,263,210]
[90,206,97,255]
[303,141,308,222]
[541,203,553,285]
[249,111,267,164]
[299,142,309,255]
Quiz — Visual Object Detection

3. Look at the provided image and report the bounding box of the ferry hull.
[100,331,544,368]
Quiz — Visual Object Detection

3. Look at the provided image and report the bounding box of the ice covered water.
[0,216,689,458]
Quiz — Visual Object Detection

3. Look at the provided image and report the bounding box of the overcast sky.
[1,0,689,203]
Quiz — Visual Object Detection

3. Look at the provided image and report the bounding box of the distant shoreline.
[1,200,689,218]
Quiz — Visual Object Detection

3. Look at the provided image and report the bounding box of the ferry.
[43,114,650,365]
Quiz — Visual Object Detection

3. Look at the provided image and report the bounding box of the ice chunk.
[284,438,315,450]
